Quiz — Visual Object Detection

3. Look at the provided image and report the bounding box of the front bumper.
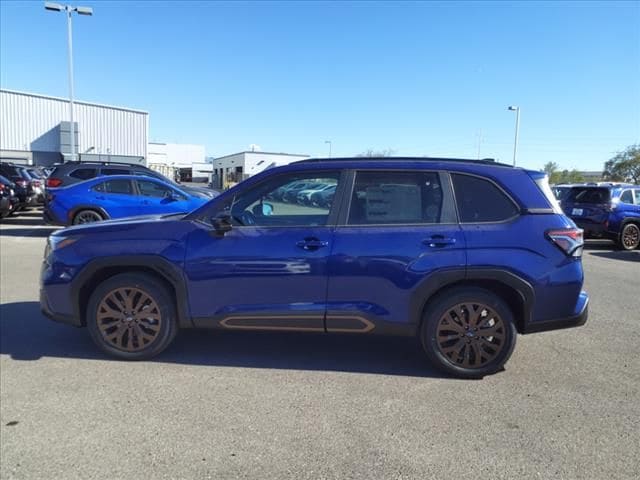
[40,286,81,327]
[523,291,589,334]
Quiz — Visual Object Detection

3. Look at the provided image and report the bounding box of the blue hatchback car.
[561,184,640,250]
[40,158,589,378]
[43,174,208,226]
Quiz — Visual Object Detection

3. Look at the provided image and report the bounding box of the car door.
[326,170,466,333]
[91,179,140,218]
[184,169,346,331]
[135,178,191,215]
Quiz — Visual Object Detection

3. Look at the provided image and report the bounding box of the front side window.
[452,174,519,223]
[92,179,133,195]
[620,189,633,204]
[635,189,640,206]
[348,171,444,225]
[136,179,183,199]
[210,171,340,227]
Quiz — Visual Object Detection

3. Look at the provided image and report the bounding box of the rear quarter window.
[451,173,519,223]
[69,168,97,180]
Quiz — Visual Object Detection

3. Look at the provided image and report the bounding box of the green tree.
[543,162,559,176]
[603,145,640,184]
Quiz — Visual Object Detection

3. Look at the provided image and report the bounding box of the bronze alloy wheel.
[622,224,640,250]
[436,302,506,369]
[96,287,163,352]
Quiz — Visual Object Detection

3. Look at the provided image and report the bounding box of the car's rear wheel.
[73,209,104,225]
[420,288,517,379]
[86,273,178,360]
[619,223,640,251]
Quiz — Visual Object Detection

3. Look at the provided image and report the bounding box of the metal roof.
[0,88,148,115]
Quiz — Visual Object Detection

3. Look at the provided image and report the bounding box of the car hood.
[181,185,220,199]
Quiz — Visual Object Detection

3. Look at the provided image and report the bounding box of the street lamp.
[324,140,332,158]
[44,2,93,162]
[507,105,520,166]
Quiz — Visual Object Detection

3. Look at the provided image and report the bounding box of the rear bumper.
[523,291,589,334]
[42,206,66,226]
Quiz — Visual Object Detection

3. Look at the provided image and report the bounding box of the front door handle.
[296,238,329,251]
[423,235,457,248]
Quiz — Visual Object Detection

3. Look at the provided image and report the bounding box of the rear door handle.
[296,238,329,251]
[423,235,457,248]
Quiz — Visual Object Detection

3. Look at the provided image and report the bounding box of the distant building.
[209,151,310,189]
[0,89,148,166]
[579,171,603,182]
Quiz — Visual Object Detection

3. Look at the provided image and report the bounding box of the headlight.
[46,235,79,257]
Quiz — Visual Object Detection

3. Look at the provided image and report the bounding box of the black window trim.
[450,171,522,225]
[196,168,349,229]
[336,169,458,227]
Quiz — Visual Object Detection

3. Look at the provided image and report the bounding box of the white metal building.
[0,89,148,166]
[147,142,205,168]
[210,151,310,189]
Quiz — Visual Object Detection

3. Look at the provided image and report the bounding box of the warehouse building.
[0,89,148,166]
[209,151,310,189]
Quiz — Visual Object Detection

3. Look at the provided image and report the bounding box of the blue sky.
[1,0,639,171]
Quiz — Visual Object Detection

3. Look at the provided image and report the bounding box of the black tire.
[73,209,104,225]
[618,223,640,251]
[86,273,178,360]
[420,287,517,379]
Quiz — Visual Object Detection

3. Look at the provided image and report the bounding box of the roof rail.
[297,156,513,167]
[63,160,149,167]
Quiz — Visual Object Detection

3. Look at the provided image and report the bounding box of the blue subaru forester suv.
[40,157,589,378]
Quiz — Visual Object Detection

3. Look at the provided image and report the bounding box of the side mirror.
[163,190,177,201]
[211,213,232,237]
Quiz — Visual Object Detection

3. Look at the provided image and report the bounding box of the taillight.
[47,178,63,188]
[547,228,584,257]
[15,179,27,187]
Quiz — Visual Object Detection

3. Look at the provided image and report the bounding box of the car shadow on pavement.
[0,302,446,378]
[0,217,44,226]
[583,240,616,251]
[0,227,57,237]
[589,251,640,262]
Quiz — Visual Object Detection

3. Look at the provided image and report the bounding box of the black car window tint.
[451,174,519,223]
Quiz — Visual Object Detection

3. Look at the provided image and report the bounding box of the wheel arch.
[71,256,192,328]
[411,268,535,334]
[68,205,110,224]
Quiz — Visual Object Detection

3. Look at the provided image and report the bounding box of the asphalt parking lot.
[1,210,638,480]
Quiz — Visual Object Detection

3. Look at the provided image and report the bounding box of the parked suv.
[562,184,640,250]
[45,161,218,199]
[40,157,589,378]
[0,162,40,209]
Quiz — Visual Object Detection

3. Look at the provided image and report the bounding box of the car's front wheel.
[619,223,640,251]
[86,273,178,360]
[420,288,517,379]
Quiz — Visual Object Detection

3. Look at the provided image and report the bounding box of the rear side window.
[348,171,445,224]
[70,168,97,180]
[566,187,610,204]
[452,174,519,223]
[101,168,132,176]
[93,179,133,195]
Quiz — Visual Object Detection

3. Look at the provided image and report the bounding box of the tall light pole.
[324,140,332,158]
[507,105,520,166]
[45,2,93,162]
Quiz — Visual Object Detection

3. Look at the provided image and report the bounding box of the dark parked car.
[0,163,39,210]
[41,157,588,379]
[310,184,336,208]
[45,161,218,200]
[0,175,19,218]
[562,184,640,250]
